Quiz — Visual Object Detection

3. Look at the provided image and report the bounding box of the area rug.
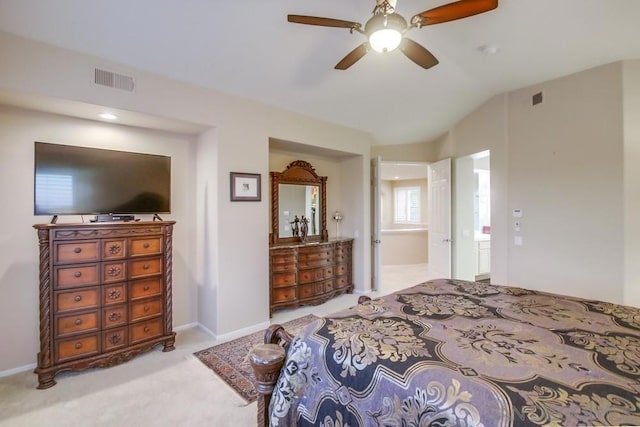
[194,314,320,404]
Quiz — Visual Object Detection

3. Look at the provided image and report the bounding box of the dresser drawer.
[103,327,128,351]
[128,257,162,279]
[103,305,127,328]
[299,268,324,284]
[298,249,333,263]
[272,272,296,288]
[298,283,316,299]
[129,277,162,300]
[335,275,349,288]
[55,333,100,363]
[298,256,333,268]
[271,253,296,265]
[324,279,335,293]
[55,241,99,264]
[334,263,347,276]
[56,288,100,313]
[130,297,163,322]
[55,264,99,289]
[102,261,126,284]
[272,287,296,303]
[129,237,162,257]
[271,262,296,273]
[130,318,163,345]
[103,283,127,306]
[56,310,100,338]
[102,239,126,260]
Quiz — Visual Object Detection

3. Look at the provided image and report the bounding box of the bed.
[251,278,640,426]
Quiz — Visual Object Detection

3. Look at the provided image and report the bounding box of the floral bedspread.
[269,279,640,426]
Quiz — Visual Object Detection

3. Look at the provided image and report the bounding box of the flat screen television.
[34,142,171,216]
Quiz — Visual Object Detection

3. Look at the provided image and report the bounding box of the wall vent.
[532,91,543,106]
[94,68,135,92]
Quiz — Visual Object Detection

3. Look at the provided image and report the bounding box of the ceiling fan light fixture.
[369,28,402,53]
[366,13,406,53]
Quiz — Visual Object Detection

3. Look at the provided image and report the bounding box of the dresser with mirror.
[269,160,353,315]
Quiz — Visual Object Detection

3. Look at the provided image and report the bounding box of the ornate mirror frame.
[270,160,328,245]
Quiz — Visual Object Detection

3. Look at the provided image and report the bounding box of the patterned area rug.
[193,314,319,403]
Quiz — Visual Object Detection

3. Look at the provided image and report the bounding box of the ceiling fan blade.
[412,0,497,27]
[400,38,439,69]
[288,15,361,31]
[335,43,369,70]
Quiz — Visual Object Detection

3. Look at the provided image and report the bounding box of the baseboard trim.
[215,321,271,344]
[195,323,216,339]
[0,362,36,378]
[174,322,199,332]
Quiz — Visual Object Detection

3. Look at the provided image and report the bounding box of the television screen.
[34,142,171,215]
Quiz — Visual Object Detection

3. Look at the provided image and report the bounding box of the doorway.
[376,161,433,293]
[453,150,491,281]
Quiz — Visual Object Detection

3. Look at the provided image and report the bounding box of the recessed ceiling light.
[394,176,400,180]
[98,112,118,120]
[477,44,499,55]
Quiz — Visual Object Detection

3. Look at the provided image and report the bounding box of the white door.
[370,155,381,291]
[428,158,452,278]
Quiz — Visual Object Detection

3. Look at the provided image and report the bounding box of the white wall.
[0,31,374,372]
[0,106,197,371]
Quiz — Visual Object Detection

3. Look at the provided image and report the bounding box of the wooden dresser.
[270,239,353,315]
[33,221,176,389]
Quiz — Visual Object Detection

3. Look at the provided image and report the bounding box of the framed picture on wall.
[230,172,261,201]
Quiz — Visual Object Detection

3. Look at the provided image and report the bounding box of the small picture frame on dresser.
[230,172,261,201]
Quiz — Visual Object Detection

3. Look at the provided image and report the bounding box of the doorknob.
[372,239,381,244]
[442,238,453,243]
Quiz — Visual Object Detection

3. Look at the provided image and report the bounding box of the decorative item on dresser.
[270,239,353,315]
[33,221,176,389]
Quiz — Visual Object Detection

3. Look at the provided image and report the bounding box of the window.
[35,173,73,213]
[394,186,420,223]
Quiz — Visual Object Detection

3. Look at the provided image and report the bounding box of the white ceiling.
[0,0,639,146]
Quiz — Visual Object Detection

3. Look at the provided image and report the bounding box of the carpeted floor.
[193,314,319,403]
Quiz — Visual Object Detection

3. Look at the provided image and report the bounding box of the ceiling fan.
[288,0,498,70]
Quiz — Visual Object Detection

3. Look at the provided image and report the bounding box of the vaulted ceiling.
[1,0,639,145]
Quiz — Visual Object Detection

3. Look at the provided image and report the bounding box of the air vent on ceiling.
[94,68,135,92]
[532,91,543,106]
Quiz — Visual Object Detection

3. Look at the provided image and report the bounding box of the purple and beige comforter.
[270,279,640,426]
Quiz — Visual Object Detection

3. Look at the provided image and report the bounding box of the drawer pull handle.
[110,334,121,344]
[74,318,82,326]
[74,295,82,302]
[108,290,121,300]
[143,243,150,249]
[143,285,150,291]
[144,305,150,312]
[143,264,150,270]
[74,342,83,349]
[144,326,150,333]
[108,312,121,322]
[74,271,82,278]
[73,247,82,254]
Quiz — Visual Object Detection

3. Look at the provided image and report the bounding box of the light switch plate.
[514,235,523,246]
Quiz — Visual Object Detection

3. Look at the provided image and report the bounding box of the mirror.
[270,160,327,245]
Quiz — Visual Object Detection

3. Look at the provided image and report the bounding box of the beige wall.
[623,60,640,306]
[381,230,428,265]
[371,141,440,162]
[0,31,374,373]
[434,62,627,303]
[505,62,623,301]
[0,106,198,371]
